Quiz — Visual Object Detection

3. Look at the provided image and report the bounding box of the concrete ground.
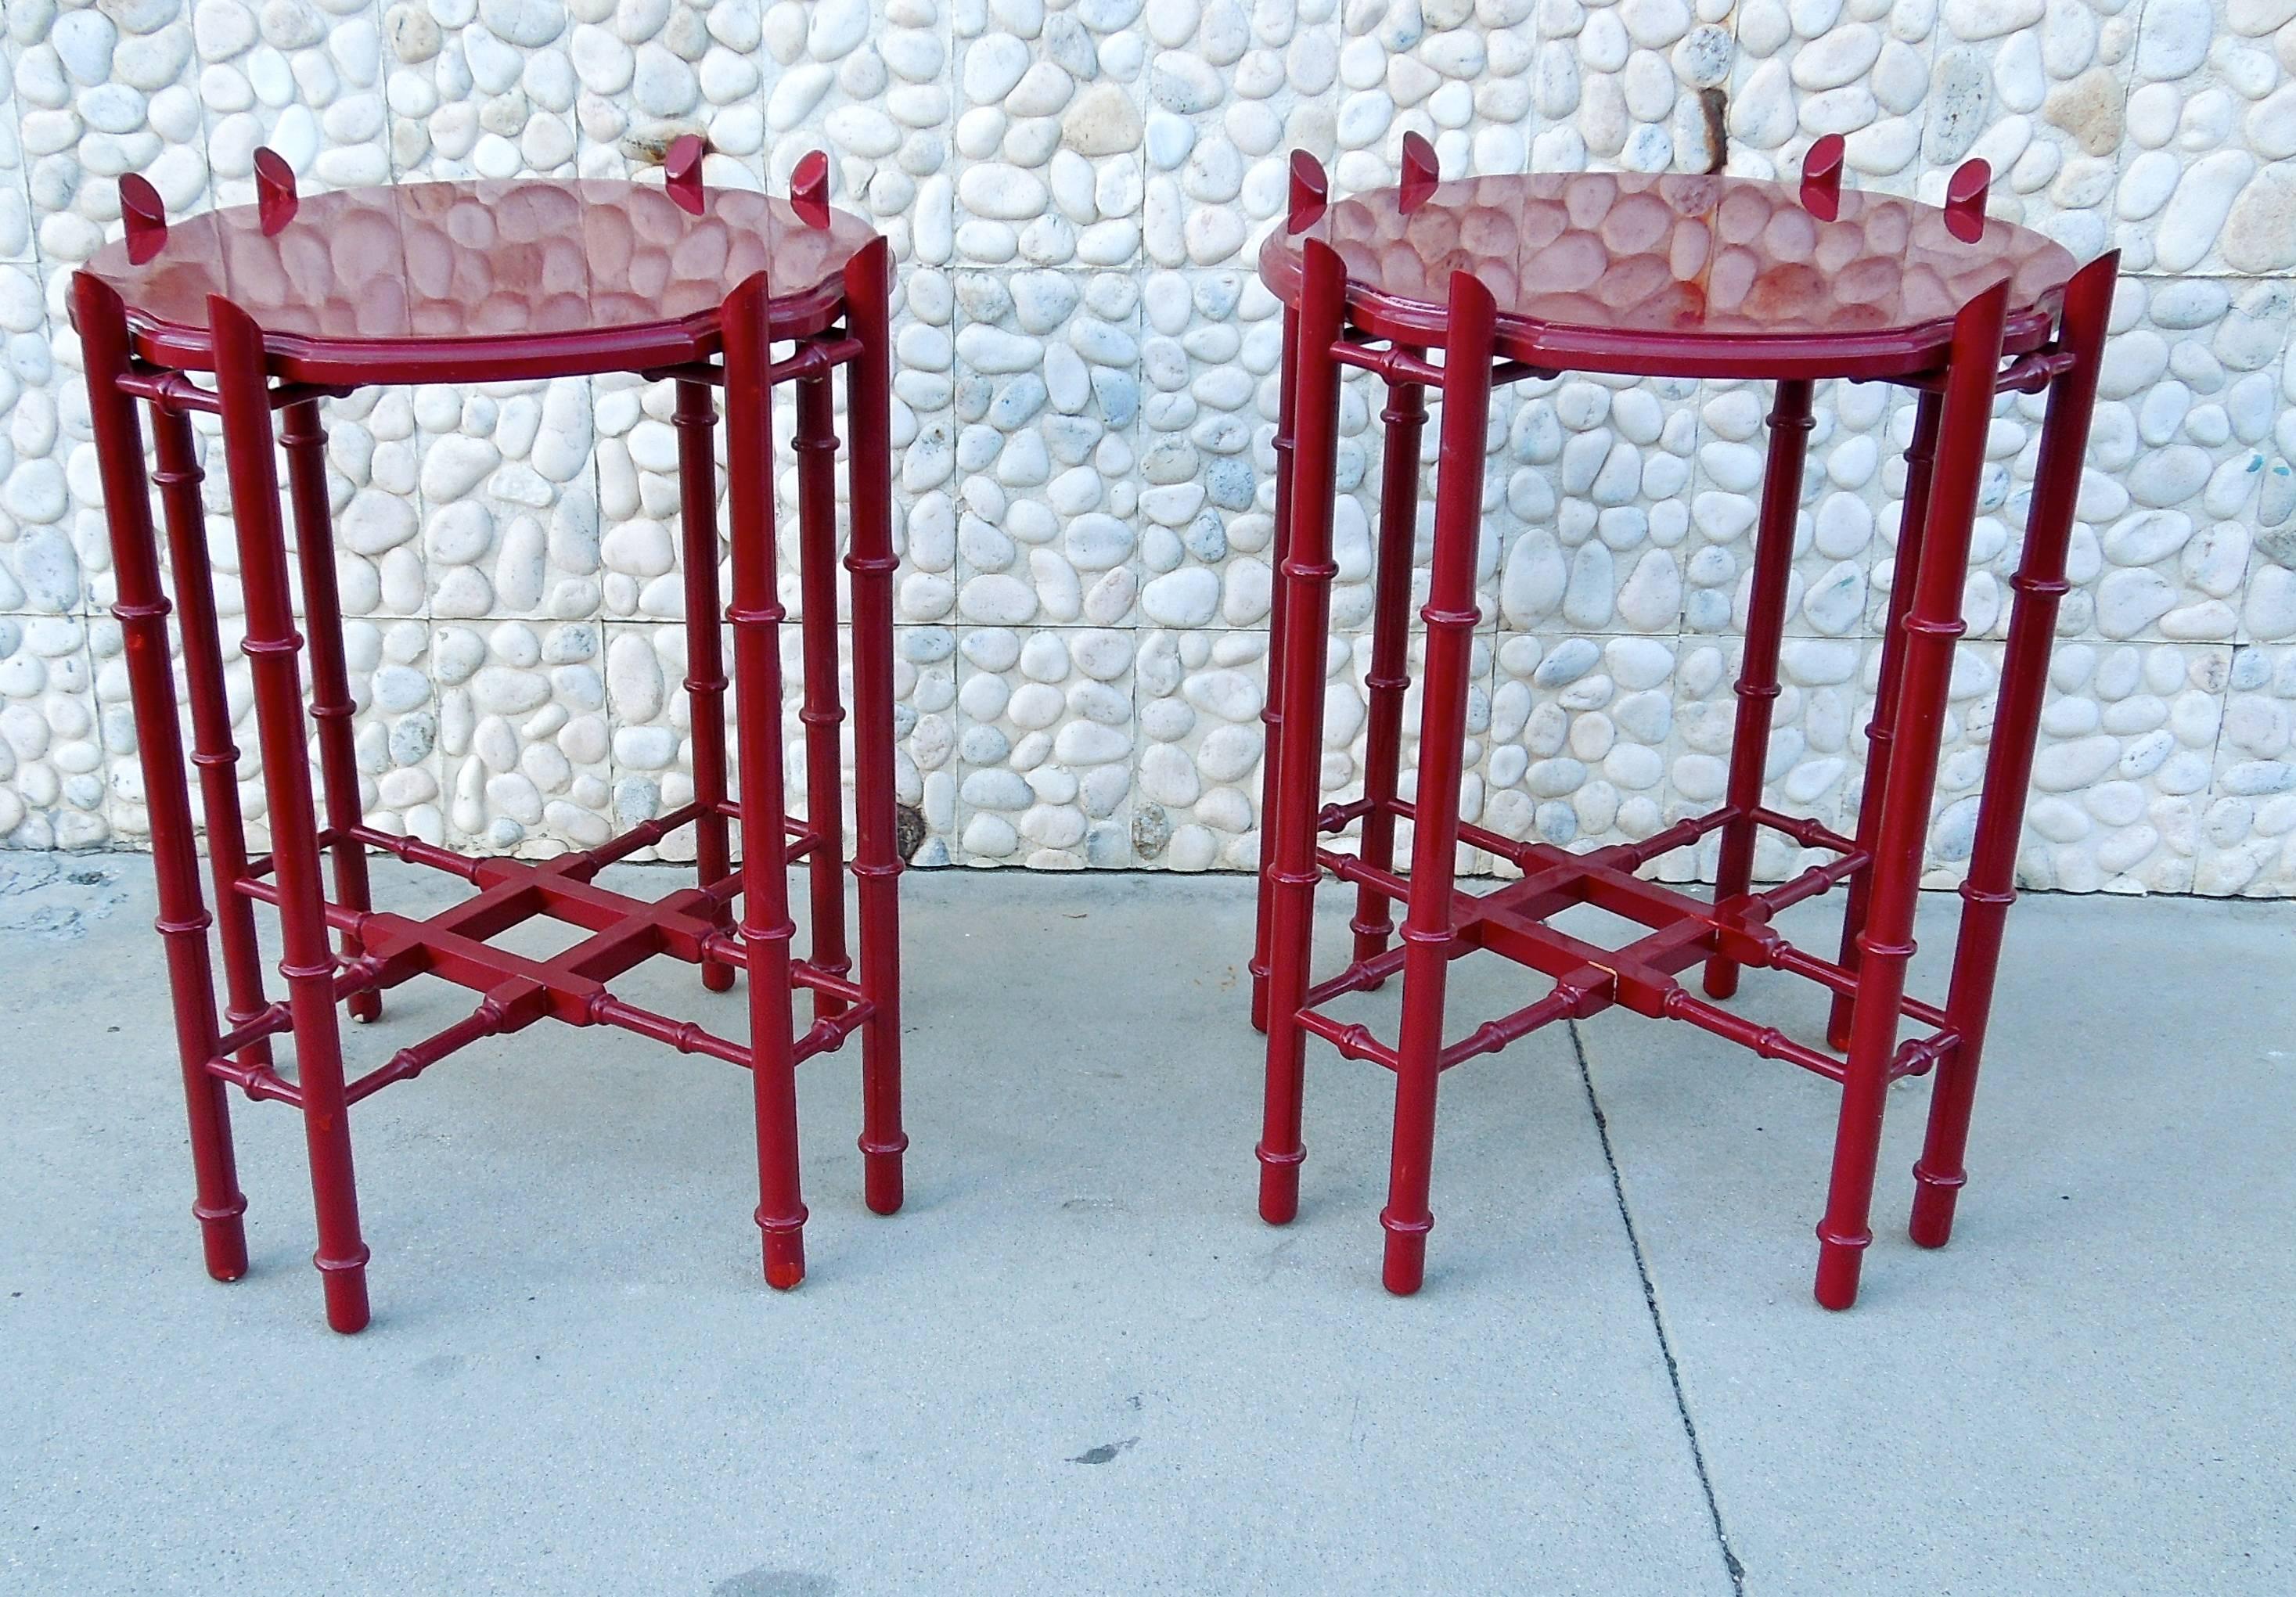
[1,851,2289,1595]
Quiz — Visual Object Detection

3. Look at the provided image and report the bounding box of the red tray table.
[73,141,906,1331]
[1251,136,2114,1307]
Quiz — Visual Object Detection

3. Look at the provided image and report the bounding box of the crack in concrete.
[1570,1018,1746,1597]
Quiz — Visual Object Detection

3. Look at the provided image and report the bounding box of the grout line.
[1567,1016,1747,1597]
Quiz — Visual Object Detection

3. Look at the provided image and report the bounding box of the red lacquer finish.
[74,158,905,1329]
[1945,158,1993,243]
[664,132,706,216]
[1254,154,2109,1307]
[840,239,909,1218]
[1800,132,1845,220]
[1258,167,2077,378]
[1378,272,1495,1297]
[1351,345,1427,980]
[211,290,372,1334]
[81,171,877,383]
[790,150,833,232]
[1813,279,2010,1311]
[1829,388,1946,1052]
[147,404,272,1072]
[74,273,248,1286]
[1914,251,2119,1250]
[794,372,851,1027]
[1287,150,1327,236]
[1704,377,1814,1002]
[1255,236,1348,1226]
[1398,132,1439,215]
[1247,304,1301,1034]
[675,376,736,995]
[254,148,297,235]
[120,174,166,263]
[281,397,382,1025]
[722,272,807,1291]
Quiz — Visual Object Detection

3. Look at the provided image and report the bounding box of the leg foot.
[1380,1211,1431,1296]
[1908,1166,1963,1248]
[862,1137,907,1216]
[1812,1228,1867,1311]
[761,1221,808,1290]
[196,1200,250,1282]
[318,1251,371,1334]
[1256,1145,1302,1224]
[701,961,736,994]
[349,989,382,1023]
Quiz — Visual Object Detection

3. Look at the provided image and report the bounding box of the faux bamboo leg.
[75,273,250,1285]
[1380,276,1495,1296]
[724,275,807,1286]
[1704,379,1814,999]
[675,376,736,992]
[1351,357,1428,981]
[149,403,273,1071]
[1814,282,2010,1312]
[1251,306,1302,1034]
[1257,246,1346,1225]
[1828,391,1945,1051]
[794,371,851,1021]
[1913,254,2118,1248]
[279,397,380,1023]
[211,293,371,1332]
[842,239,909,1216]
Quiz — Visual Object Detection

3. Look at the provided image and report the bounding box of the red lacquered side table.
[73,140,906,1332]
[1251,135,2114,1308]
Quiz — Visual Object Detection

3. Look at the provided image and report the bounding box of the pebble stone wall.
[7,0,2296,897]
